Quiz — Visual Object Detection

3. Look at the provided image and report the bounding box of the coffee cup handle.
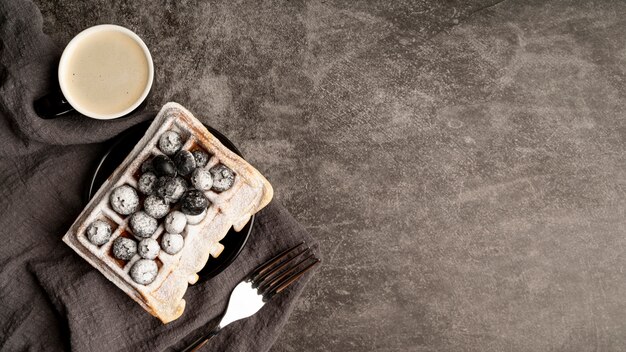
[34,89,75,119]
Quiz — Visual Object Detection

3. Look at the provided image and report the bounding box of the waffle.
[62,102,273,323]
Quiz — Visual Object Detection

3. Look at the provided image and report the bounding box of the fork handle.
[180,328,220,352]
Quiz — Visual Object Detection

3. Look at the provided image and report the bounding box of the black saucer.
[84,119,253,282]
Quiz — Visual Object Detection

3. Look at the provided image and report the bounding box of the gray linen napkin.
[0,1,318,351]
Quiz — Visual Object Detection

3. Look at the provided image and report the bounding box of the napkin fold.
[0,1,318,351]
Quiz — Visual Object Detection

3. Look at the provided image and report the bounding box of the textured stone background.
[34,0,626,351]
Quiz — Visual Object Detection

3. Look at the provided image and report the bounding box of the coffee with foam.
[59,25,152,119]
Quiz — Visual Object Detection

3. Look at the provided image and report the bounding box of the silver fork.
[181,242,320,352]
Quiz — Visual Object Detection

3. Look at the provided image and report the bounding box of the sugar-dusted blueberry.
[209,164,236,192]
[112,237,137,261]
[138,238,160,260]
[180,189,210,215]
[174,150,196,176]
[110,185,140,215]
[86,220,112,246]
[138,172,158,195]
[144,195,170,219]
[156,176,187,203]
[161,233,184,255]
[164,211,187,234]
[192,150,210,168]
[130,259,158,285]
[158,131,183,156]
[152,155,177,177]
[191,167,213,191]
[129,211,157,239]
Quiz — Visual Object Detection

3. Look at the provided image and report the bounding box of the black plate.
[84,119,253,282]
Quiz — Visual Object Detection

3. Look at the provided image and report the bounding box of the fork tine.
[257,250,313,292]
[248,242,305,281]
[263,258,320,301]
[253,247,310,289]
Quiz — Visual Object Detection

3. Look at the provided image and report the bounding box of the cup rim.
[58,24,154,120]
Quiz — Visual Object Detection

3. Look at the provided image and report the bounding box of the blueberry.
[138,172,158,195]
[112,237,137,261]
[156,176,187,203]
[209,164,236,192]
[138,238,160,260]
[161,233,184,255]
[152,155,177,177]
[191,168,213,191]
[110,185,140,215]
[192,150,210,168]
[158,131,183,156]
[164,211,187,234]
[86,220,112,246]
[174,150,196,176]
[129,211,157,238]
[130,259,158,285]
[180,189,210,215]
[144,195,170,219]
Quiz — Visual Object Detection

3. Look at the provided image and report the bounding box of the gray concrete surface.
[35,0,626,351]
